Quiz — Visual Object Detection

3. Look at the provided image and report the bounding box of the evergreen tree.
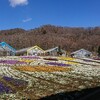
[57,46,62,55]
[98,46,100,57]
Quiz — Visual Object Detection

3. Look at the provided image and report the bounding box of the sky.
[0,0,100,30]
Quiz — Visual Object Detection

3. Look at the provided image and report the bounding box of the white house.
[71,49,92,58]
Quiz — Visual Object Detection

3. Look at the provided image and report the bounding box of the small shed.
[27,45,45,56]
[0,42,16,56]
[44,47,66,56]
[71,49,92,58]
[45,47,59,56]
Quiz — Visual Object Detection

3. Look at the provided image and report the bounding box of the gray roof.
[16,47,31,53]
[45,47,58,52]
[71,49,92,54]
[0,46,5,51]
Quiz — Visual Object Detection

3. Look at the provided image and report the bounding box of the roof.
[0,42,16,52]
[0,46,5,51]
[27,45,44,52]
[45,47,58,52]
[71,49,92,54]
[16,47,31,53]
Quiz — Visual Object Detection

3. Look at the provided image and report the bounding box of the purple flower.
[0,60,26,64]
[3,76,28,87]
[20,56,40,59]
[0,82,13,94]
[46,62,70,66]
[94,58,100,60]
[83,59,93,62]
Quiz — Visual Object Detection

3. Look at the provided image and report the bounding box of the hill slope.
[0,25,100,52]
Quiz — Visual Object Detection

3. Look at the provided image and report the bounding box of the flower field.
[0,56,100,99]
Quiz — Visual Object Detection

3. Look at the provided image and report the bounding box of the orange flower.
[15,66,72,72]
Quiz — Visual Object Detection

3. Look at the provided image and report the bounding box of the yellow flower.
[66,61,78,65]
[58,57,75,61]
[19,59,33,63]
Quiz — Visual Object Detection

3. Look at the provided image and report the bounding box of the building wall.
[0,50,16,56]
[0,51,10,56]
[73,52,91,58]
[27,49,44,56]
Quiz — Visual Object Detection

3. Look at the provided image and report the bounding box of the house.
[71,49,92,58]
[44,47,59,56]
[27,45,45,56]
[0,42,16,56]
[44,47,66,56]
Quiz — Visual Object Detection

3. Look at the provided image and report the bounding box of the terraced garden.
[0,56,100,99]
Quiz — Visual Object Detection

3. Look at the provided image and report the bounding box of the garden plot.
[0,56,99,99]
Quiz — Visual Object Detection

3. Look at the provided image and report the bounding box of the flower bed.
[83,59,93,62]
[0,82,13,94]
[43,58,58,61]
[59,57,75,61]
[0,56,99,99]
[20,56,40,59]
[0,60,26,65]
[66,61,78,65]
[19,59,34,63]
[73,58,100,66]
[45,62,71,66]
[93,58,100,60]
[3,76,28,87]
[15,66,72,72]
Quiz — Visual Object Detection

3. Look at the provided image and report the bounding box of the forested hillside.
[0,25,100,52]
